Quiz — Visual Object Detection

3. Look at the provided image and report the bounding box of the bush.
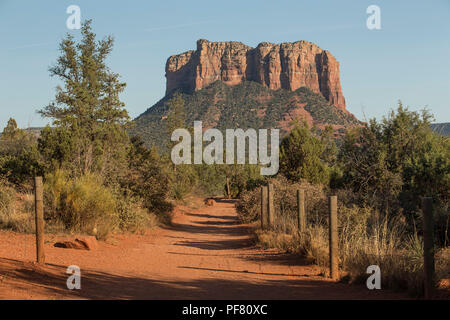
[124,137,174,215]
[45,170,119,239]
[279,121,332,185]
[0,178,15,215]
[236,175,325,226]
[116,193,159,233]
[0,180,36,233]
[240,174,450,296]
[44,169,164,238]
[169,164,198,200]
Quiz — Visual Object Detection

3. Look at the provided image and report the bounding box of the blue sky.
[0,0,449,128]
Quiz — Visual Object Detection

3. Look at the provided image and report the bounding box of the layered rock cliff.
[166,39,347,111]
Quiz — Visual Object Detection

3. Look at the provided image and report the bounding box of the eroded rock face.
[166,39,346,111]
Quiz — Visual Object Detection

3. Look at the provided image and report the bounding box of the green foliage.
[38,126,75,173]
[0,118,42,184]
[165,92,187,150]
[43,168,165,238]
[116,193,158,233]
[122,136,173,214]
[33,20,174,236]
[223,164,265,198]
[192,164,228,196]
[279,121,333,185]
[38,20,130,180]
[338,119,403,211]
[169,164,198,200]
[339,103,449,218]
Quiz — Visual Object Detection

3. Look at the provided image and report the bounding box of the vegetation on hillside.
[130,80,360,151]
[431,122,450,136]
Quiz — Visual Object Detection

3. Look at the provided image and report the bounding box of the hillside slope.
[130,81,360,150]
[431,123,450,136]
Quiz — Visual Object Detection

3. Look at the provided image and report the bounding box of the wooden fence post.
[267,183,274,229]
[422,197,435,299]
[261,186,268,229]
[329,195,338,280]
[297,189,306,232]
[34,176,45,265]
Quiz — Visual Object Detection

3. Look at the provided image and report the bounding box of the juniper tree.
[0,118,42,183]
[279,120,331,185]
[39,20,130,180]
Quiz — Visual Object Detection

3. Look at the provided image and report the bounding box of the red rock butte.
[166,39,347,111]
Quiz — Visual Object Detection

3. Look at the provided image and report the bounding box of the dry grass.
[1,171,165,239]
[0,190,35,233]
[241,177,450,296]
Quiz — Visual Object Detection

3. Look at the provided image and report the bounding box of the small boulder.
[55,236,98,250]
[75,236,98,250]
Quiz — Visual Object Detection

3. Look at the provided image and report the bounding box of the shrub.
[116,193,158,233]
[124,137,174,216]
[169,164,198,200]
[279,121,332,185]
[236,175,325,226]
[0,181,36,233]
[241,174,449,296]
[44,170,119,239]
[44,169,163,238]
[0,178,15,215]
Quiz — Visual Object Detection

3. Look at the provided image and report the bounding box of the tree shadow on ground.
[0,257,403,300]
[173,238,253,250]
[185,213,238,221]
[210,198,237,204]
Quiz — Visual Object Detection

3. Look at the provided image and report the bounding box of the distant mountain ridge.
[431,123,450,136]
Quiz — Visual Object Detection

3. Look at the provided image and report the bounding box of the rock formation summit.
[166,39,347,111]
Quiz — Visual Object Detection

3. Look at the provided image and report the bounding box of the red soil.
[0,198,410,300]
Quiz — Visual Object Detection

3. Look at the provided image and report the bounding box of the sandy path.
[0,198,407,300]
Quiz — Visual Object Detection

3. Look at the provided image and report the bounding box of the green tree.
[38,126,74,173]
[119,136,173,213]
[38,20,130,180]
[381,104,449,211]
[339,102,449,217]
[0,118,35,155]
[339,119,403,212]
[223,164,264,198]
[0,118,42,184]
[1,118,19,140]
[279,121,331,185]
[165,92,186,150]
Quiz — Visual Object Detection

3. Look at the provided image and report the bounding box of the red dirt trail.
[0,198,408,300]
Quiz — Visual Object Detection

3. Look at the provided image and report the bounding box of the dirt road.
[0,198,407,299]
